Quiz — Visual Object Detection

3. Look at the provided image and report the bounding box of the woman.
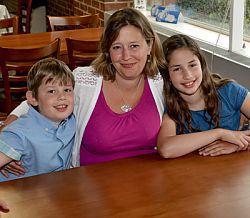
[1,8,166,176]
[157,34,250,158]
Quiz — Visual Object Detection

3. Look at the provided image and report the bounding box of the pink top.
[80,79,160,165]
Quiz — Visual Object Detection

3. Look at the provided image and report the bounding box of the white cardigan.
[11,66,165,167]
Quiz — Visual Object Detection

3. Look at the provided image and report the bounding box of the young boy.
[0,58,75,181]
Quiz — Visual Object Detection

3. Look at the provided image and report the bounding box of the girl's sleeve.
[9,101,29,117]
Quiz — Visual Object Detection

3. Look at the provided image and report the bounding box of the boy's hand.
[0,199,9,213]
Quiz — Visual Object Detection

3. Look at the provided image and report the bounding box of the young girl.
[158,34,250,158]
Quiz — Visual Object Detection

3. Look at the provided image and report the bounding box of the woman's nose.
[122,47,130,60]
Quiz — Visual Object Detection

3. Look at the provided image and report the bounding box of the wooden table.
[0,28,102,63]
[1,152,250,218]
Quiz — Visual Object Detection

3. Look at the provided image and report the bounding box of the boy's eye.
[48,90,55,94]
[64,88,73,93]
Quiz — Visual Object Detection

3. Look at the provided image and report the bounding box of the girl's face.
[28,79,74,123]
[109,24,152,80]
[168,47,203,97]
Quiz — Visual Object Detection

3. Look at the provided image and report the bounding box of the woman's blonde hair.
[91,8,166,81]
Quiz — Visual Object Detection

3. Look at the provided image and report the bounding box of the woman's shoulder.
[149,72,163,83]
[73,66,102,87]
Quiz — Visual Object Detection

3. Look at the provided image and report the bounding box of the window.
[146,0,250,57]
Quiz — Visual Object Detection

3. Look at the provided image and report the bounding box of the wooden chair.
[66,38,100,70]
[47,14,99,32]
[0,38,60,114]
[18,0,32,33]
[0,16,19,35]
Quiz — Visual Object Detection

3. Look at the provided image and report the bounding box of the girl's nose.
[183,68,192,79]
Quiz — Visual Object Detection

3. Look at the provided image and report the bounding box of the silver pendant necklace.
[115,75,143,113]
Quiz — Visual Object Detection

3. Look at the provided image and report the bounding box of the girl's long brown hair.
[160,34,234,133]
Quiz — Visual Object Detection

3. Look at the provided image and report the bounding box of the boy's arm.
[0,152,13,169]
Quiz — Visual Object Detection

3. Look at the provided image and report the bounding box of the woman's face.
[168,47,203,97]
[109,25,152,80]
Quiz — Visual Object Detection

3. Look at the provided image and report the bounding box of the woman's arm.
[0,101,29,132]
[157,114,250,158]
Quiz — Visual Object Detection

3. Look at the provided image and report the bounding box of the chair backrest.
[0,16,19,35]
[18,0,32,33]
[47,14,100,32]
[66,38,100,70]
[0,38,60,113]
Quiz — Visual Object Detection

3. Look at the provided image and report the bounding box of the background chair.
[0,16,19,35]
[66,38,100,70]
[47,14,99,32]
[0,38,60,114]
[18,0,32,33]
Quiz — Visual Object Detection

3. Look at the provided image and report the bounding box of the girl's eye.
[173,67,181,72]
[190,63,197,67]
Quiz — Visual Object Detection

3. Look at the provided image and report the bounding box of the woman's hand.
[1,161,26,178]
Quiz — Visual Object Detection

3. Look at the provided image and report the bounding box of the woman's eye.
[111,45,121,50]
[190,63,197,67]
[130,44,139,49]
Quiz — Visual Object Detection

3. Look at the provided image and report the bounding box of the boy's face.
[29,79,74,123]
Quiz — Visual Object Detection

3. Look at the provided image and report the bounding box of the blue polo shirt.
[0,106,75,182]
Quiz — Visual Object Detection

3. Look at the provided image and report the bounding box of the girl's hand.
[219,129,250,148]
[199,141,239,156]
[1,161,26,178]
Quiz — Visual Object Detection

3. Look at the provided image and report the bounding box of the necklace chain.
[115,76,143,113]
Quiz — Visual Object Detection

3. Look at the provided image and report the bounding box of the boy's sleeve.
[0,139,21,161]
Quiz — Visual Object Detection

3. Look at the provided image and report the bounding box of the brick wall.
[48,0,133,25]
[4,0,133,26]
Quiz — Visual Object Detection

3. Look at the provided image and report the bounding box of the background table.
[0,28,102,63]
[1,151,250,218]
